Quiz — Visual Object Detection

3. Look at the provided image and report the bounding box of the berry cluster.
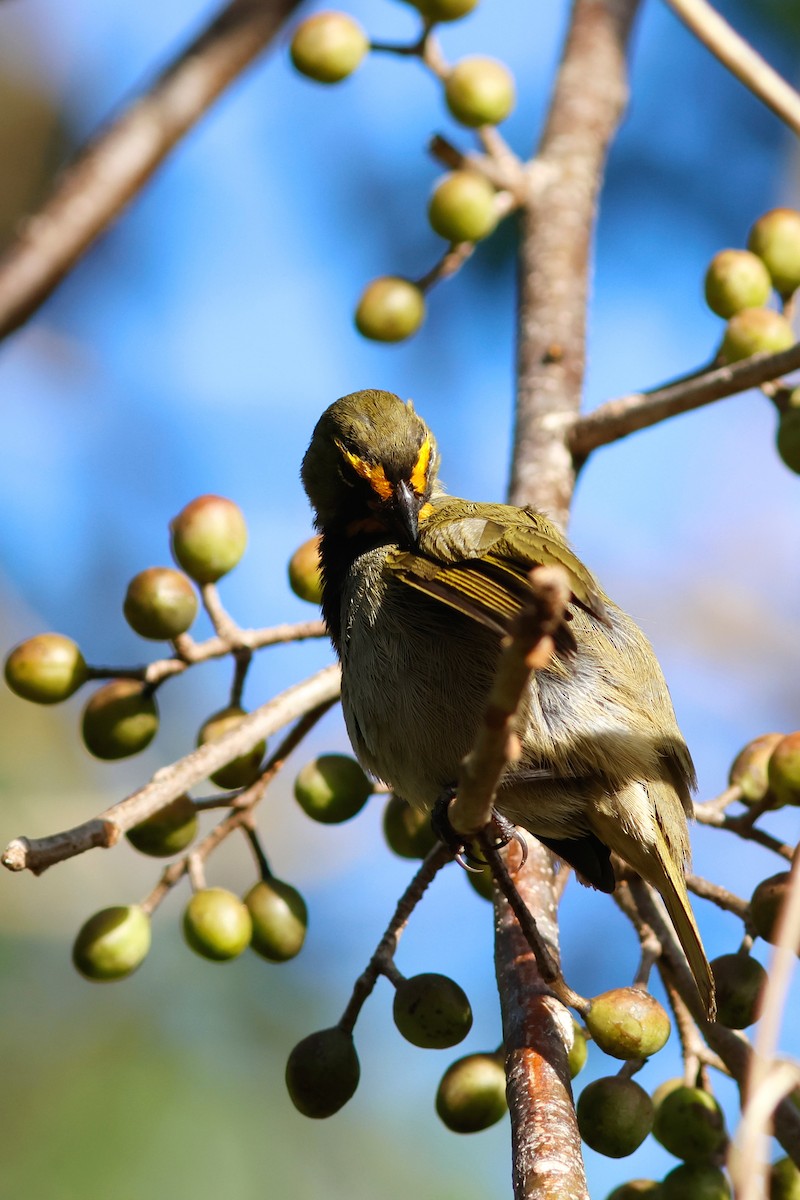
[289,3,518,342]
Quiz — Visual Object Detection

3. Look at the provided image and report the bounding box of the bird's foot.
[431,788,528,871]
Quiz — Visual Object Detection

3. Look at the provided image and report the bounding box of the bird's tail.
[591,796,716,1019]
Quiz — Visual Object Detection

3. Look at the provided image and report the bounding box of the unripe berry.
[183,887,252,961]
[409,0,479,21]
[777,407,800,475]
[294,754,371,823]
[123,567,198,640]
[435,1052,507,1133]
[652,1085,726,1163]
[710,953,766,1029]
[748,208,800,296]
[767,732,800,806]
[585,987,671,1060]
[577,1076,654,1158]
[728,733,783,804]
[5,633,87,704]
[355,277,425,342]
[82,680,158,760]
[382,794,438,859]
[606,1184,663,1200]
[749,872,796,948]
[428,171,497,243]
[467,861,494,902]
[393,972,473,1049]
[445,56,515,128]
[285,1027,360,1117]
[290,13,368,84]
[244,878,308,962]
[72,904,151,981]
[568,1021,588,1078]
[662,1163,731,1200]
[170,495,247,584]
[770,1156,800,1200]
[288,535,323,605]
[126,794,198,858]
[719,308,795,364]
[197,705,266,790]
[704,250,772,318]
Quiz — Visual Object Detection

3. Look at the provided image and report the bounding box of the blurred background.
[0,0,798,1196]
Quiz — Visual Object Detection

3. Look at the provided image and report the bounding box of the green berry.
[170,494,247,584]
[577,1076,654,1158]
[123,567,198,640]
[444,56,515,128]
[467,861,494,902]
[704,250,772,319]
[768,732,800,806]
[5,633,87,704]
[290,13,368,84]
[653,1085,726,1164]
[408,0,479,21]
[428,171,497,243]
[606,1184,663,1200]
[651,1077,684,1110]
[382,794,438,859]
[585,987,671,1060]
[568,1021,588,1078]
[770,1156,800,1200]
[288,535,323,604]
[72,904,151,981]
[749,872,794,948]
[244,879,308,962]
[710,953,766,1029]
[82,679,158,760]
[662,1163,731,1200]
[728,733,784,804]
[197,705,266,790]
[183,887,252,961]
[355,277,425,342]
[435,1052,507,1133]
[294,754,372,823]
[286,1027,360,1118]
[719,308,795,364]
[393,972,473,1049]
[777,408,800,474]
[126,794,198,858]
[748,208,800,296]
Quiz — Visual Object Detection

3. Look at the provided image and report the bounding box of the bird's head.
[301,390,440,546]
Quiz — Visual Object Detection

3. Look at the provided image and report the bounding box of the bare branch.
[663,0,800,137]
[510,0,642,523]
[2,663,341,875]
[569,342,800,459]
[0,0,302,343]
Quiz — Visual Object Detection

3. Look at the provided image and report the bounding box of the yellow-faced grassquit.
[302,389,714,1016]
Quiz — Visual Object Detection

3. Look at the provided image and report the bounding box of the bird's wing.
[388,501,609,636]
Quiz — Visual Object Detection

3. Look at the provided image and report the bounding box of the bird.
[301,388,715,1016]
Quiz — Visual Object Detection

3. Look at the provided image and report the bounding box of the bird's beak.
[392,479,420,546]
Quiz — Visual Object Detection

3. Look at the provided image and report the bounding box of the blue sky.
[0,0,799,1196]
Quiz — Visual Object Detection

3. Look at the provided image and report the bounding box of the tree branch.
[663,0,800,137]
[569,342,800,459]
[0,0,302,343]
[2,663,341,875]
[510,0,642,526]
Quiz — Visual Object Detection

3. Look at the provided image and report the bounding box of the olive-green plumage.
[302,389,715,1016]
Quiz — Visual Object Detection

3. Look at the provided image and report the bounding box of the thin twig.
[694,805,795,863]
[450,565,570,836]
[338,842,453,1034]
[2,664,341,874]
[569,342,800,459]
[0,0,301,344]
[686,874,750,921]
[663,0,800,137]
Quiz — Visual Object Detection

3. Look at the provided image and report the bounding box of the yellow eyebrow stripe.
[410,437,432,496]
[338,442,394,500]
